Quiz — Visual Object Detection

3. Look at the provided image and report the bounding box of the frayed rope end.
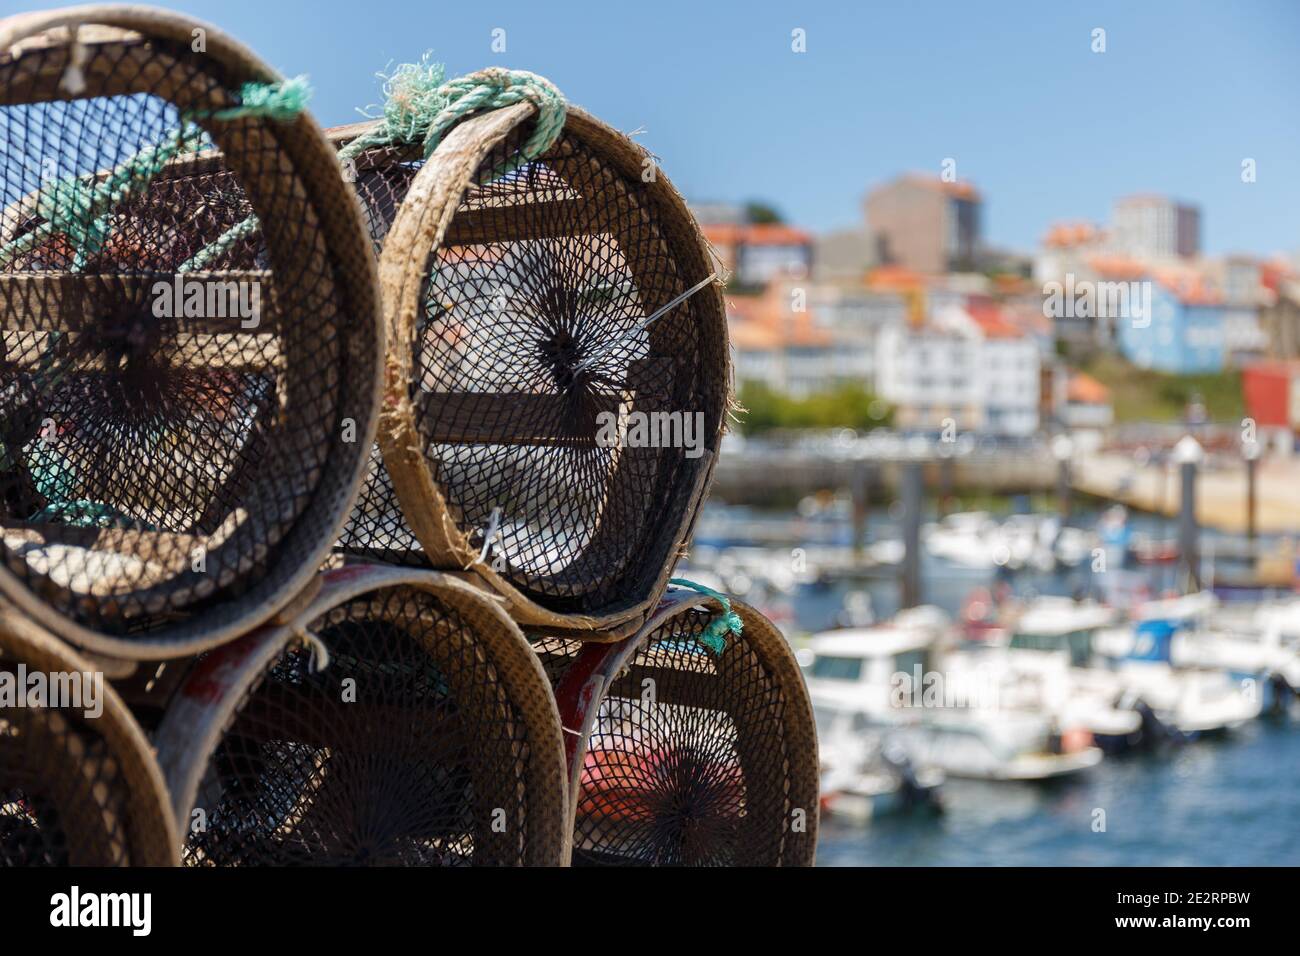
[217,75,313,122]
[669,577,743,655]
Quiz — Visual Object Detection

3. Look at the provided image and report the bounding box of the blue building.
[1115,274,1226,373]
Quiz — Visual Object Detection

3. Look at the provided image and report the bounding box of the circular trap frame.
[0,607,178,866]
[333,96,728,635]
[154,564,569,866]
[0,7,382,659]
[534,589,819,866]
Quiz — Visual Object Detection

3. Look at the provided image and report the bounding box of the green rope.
[185,59,568,272]
[669,578,744,655]
[0,77,310,523]
[176,213,260,273]
[335,54,452,167]
[338,58,566,166]
[0,77,311,271]
[212,76,312,122]
[173,77,313,272]
[28,499,156,531]
[28,444,76,502]
[422,67,567,171]
[0,124,205,270]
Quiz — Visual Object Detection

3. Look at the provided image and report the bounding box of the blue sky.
[8,0,1299,256]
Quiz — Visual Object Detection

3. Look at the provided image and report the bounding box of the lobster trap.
[333,93,729,635]
[153,563,569,866]
[0,7,382,659]
[0,607,178,866]
[534,589,819,866]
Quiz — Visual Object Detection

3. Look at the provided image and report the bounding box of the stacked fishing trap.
[0,606,177,865]
[535,590,819,865]
[152,564,567,865]
[334,66,730,638]
[0,6,380,658]
[0,4,818,867]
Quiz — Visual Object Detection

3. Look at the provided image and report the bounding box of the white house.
[727,285,863,399]
[806,284,907,390]
[876,325,984,432]
[877,303,1041,436]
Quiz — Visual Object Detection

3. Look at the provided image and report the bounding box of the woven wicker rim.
[0,604,180,865]
[0,5,384,661]
[731,598,819,864]
[152,563,571,865]
[374,102,727,635]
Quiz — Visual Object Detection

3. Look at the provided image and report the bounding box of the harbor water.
[683,500,1300,867]
[818,717,1300,866]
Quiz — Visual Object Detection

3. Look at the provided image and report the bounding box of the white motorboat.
[944,596,1144,752]
[1182,599,1300,707]
[897,708,1103,781]
[817,720,943,823]
[805,608,1104,782]
[925,512,1000,570]
[1093,593,1262,735]
[924,512,1065,573]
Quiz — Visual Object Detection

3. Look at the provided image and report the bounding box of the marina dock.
[1073,452,1300,536]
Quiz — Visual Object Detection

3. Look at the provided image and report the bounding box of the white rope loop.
[292,626,332,673]
[59,23,88,96]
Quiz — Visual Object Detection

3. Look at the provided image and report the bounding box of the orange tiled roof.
[702,223,741,246]
[727,318,782,350]
[701,222,813,247]
[866,264,927,291]
[1153,269,1223,306]
[725,288,832,350]
[1261,260,1297,294]
[744,223,814,246]
[990,273,1034,295]
[1086,255,1149,281]
[963,300,1023,339]
[1086,256,1223,305]
[1067,372,1110,405]
[1042,221,1101,249]
[997,300,1053,336]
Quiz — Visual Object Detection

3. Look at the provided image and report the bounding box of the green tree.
[736,382,892,434]
[1082,353,1244,423]
[744,201,784,225]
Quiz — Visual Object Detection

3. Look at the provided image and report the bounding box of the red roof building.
[1242,362,1300,430]
[702,222,813,287]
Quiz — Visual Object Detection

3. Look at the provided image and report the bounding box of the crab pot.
[0,7,382,659]
[0,607,178,866]
[154,564,569,865]
[534,590,819,866]
[332,103,728,635]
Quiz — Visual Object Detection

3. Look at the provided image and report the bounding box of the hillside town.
[702,176,1300,446]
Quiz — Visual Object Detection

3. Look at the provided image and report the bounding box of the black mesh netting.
[0,662,131,865]
[183,586,543,866]
[337,123,724,617]
[335,141,424,562]
[534,606,804,866]
[0,32,367,638]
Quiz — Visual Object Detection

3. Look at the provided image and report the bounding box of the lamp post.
[1243,438,1260,549]
[850,461,870,555]
[1051,433,1074,523]
[938,442,956,518]
[900,455,924,610]
[1173,435,1205,593]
